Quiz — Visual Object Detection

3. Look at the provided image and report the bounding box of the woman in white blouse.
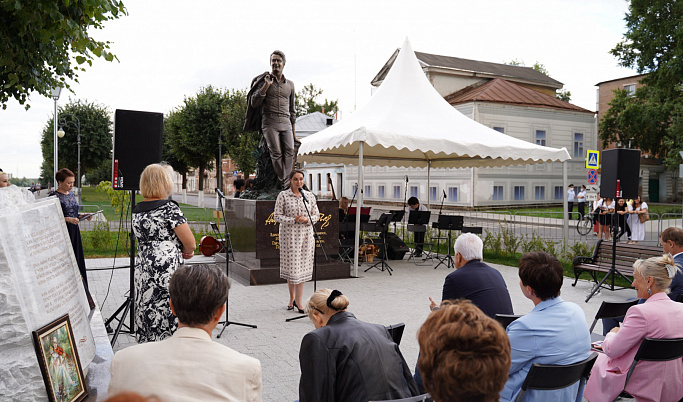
[628,195,648,244]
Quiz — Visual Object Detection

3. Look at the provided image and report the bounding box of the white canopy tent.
[298,38,572,276]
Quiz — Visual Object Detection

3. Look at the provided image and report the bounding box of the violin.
[199,235,225,257]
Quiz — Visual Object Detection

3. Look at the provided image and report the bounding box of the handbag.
[639,212,650,223]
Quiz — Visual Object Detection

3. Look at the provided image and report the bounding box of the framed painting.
[32,314,88,402]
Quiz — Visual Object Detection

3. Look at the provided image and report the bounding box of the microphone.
[298,187,308,203]
[405,175,409,183]
[215,188,225,199]
[443,189,447,199]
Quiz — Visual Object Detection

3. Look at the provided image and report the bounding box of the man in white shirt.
[567,184,575,220]
[577,185,586,219]
[108,264,262,402]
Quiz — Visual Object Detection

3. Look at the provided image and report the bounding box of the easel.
[434,215,464,270]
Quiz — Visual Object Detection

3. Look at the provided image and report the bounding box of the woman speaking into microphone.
[274,169,319,312]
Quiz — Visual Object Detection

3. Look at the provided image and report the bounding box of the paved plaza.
[87,254,636,402]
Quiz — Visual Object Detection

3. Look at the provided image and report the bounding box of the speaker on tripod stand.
[105,110,163,345]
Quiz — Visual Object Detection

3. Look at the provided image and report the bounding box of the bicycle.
[576,212,594,236]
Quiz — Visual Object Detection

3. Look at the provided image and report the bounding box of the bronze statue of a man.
[244,50,297,187]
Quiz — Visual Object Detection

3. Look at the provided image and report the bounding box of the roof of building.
[372,49,563,88]
[595,73,648,87]
[445,78,592,113]
[295,112,337,135]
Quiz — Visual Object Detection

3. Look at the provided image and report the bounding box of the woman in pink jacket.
[584,254,683,402]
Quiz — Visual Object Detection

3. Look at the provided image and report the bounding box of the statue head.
[270,50,286,75]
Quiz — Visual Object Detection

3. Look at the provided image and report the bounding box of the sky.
[0,0,636,179]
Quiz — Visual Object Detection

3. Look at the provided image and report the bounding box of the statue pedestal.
[219,198,350,286]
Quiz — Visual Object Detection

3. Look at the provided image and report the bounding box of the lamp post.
[51,87,62,186]
[57,113,81,208]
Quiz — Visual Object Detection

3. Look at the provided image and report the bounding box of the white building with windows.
[304,50,596,207]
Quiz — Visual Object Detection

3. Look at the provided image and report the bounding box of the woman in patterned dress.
[132,164,195,343]
[52,168,91,291]
[274,170,319,312]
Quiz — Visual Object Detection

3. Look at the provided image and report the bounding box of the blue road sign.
[587,169,598,185]
[586,150,599,169]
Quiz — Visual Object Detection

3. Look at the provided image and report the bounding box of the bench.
[572,240,663,290]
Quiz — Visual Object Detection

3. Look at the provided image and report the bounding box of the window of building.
[309,174,313,190]
[493,186,503,201]
[554,186,563,200]
[624,84,636,96]
[378,185,385,198]
[429,187,437,202]
[535,130,546,146]
[534,186,545,200]
[448,187,458,202]
[393,185,401,199]
[574,133,584,158]
[514,186,525,201]
[352,184,358,195]
[493,126,505,133]
[365,185,371,197]
[410,186,418,198]
[317,174,321,192]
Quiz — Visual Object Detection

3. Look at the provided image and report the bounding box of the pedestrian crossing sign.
[586,150,599,169]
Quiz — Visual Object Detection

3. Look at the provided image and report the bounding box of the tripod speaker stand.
[215,189,257,336]
[105,190,136,346]
[434,215,464,270]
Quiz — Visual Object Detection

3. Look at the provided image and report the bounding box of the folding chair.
[515,352,598,402]
[385,323,406,346]
[588,300,638,341]
[338,238,354,263]
[369,393,431,402]
[622,338,683,395]
[495,314,523,330]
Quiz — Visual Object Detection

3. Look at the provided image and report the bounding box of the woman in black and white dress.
[132,163,195,343]
[274,169,318,312]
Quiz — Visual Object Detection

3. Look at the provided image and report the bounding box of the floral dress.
[132,200,187,343]
[274,189,319,284]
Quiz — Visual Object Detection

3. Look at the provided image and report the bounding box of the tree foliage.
[295,83,339,117]
[220,89,256,175]
[163,111,189,189]
[600,0,683,169]
[40,99,113,184]
[0,0,127,109]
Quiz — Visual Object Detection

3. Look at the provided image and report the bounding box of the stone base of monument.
[221,198,351,286]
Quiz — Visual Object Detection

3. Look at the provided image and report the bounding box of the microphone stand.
[287,189,328,322]
[433,191,447,262]
[402,176,409,244]
[214,188,257,336]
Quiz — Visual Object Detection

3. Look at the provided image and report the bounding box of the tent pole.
[427,160,431,210]
[353,141,364,278]
[563,161,568,245]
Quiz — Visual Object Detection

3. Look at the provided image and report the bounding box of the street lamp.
[51,87,62,187]
[57,113,81,208]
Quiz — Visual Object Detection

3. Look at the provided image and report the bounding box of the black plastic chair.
[369,393,431,402]
[623,338,683,393]
[385,323,406,346]
[588,300,638,340]
[495,314,523,329]
[515,352,598,402]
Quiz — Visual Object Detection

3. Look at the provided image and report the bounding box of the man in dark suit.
[660,227,683,300]
[416,233,514,391]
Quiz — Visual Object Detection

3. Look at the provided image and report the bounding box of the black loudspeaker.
[378,233,409,260]
[600,148,641,199]
[113,109,164,190]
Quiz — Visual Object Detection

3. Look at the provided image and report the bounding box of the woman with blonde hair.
[584,254,683,401]
[132,163,195,343]
[298,288,419,402]
[0,172,9,187]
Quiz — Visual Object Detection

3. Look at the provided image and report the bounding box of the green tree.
[163,110,190,190]
[176,86,225,192]
[503,60,571,102]
[220,89,257,175]
[40,99,113,184]
[0,0,127,109]
[603,0,683,169]
[295,83,339,117]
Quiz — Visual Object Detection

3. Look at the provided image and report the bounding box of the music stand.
[389,210,405,235]
[434,215,464,270]
[408,210,431,262]
[215,190,257,336]
[364,212,395,275]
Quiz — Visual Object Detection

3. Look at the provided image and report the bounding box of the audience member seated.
[584,254,683,402]
[418,299,511,402]
[417,233,513,392]
[661,227,683,300]
[501,251,591,402]
[299,288,419,402]
[108,264,262,402]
